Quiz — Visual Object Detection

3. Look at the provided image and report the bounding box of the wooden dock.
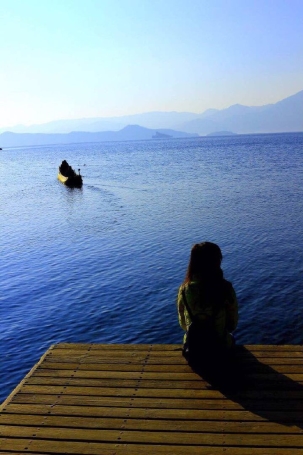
[1,343,303,454]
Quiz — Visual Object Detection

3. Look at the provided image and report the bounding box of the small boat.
[58,160,83,188]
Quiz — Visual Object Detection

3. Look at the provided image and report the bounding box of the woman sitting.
[177,242,238,365]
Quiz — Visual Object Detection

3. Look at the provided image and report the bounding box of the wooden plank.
[33,363,303,382]
[238,351,303,358]
[3,403,303,422]
[52,343,180,351]
[41,359,187,368]
[19,384,225,398]
[45,350,303,359]
[2,424,303,447]
[44,353,303,366]
[27,370,207,382]
[10,393,303,412]
[15,369,303,382]
[243,345,303,351]
[51,345,303,352]
[2,439,303,455]
[47,348,180,357]
[57,360,303,370]
[15,384,303,406]
[34,365,207,374]
[25,377,225,392]
[24,376,303,395]
[1,413,303,434]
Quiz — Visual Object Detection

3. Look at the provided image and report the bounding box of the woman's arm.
[177,286,187,330]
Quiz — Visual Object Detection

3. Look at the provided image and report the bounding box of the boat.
[58,160,83,188]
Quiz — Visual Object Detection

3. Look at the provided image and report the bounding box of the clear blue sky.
[0,0,303,127]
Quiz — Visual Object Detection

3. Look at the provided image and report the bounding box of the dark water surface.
[1,133,303,402]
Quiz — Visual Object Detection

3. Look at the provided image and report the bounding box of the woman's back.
[177,242,238,357]
[178,278,238,349]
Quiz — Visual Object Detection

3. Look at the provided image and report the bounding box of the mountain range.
[175,89,303,135]
[0,125,198,148]
[1,89,302,147]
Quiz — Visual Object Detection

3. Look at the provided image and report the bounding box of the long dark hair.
[183,242,225,306]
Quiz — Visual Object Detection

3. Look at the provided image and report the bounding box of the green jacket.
[177,278,238,348]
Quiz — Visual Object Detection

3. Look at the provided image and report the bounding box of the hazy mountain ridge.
[0,125,198,148]
[0,112,202,135]
[177,90,303,134]
[1,89,302,137]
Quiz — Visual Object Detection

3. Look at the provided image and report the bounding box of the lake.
[1,132,303,403]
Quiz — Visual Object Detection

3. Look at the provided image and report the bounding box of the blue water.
[1,133,303,403]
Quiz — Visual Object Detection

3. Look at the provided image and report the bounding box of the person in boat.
[177,242,238,364]
[59,160,73,177]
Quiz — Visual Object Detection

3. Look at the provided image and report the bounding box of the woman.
[177,242,238,360]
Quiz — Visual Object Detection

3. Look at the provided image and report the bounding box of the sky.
[0,0,303,127]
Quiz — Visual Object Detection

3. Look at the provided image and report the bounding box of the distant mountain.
[177,90,303,134]
[0,125,198,148]
[1,89,302,136]
[0,111,201,135]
